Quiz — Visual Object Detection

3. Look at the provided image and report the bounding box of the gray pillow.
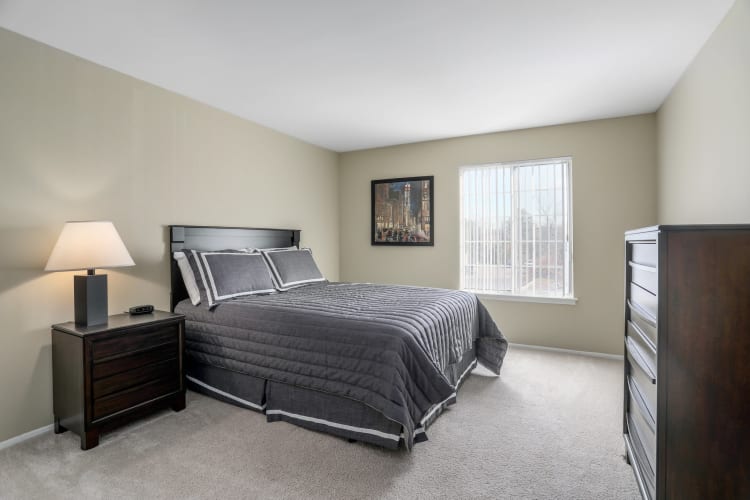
[185,250,276,309]
[261,248,325,290]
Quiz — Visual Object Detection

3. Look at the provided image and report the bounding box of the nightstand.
[52,310,185,450]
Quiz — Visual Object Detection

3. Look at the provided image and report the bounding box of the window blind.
[460,158,573,298]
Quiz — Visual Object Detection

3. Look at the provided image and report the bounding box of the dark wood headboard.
[169,225,301,311]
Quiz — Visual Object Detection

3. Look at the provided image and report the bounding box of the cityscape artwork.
[371,176,434,246]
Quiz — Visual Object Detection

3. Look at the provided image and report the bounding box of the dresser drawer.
[628,353,656,421]
[627,411,656,500]
[630,263,657,296]
[629,283,658,322]
[626,325,656,378]
[93,358,179,399]
[92,376,179,420]
[628,387,656,463]
[91,324,178,360]
[92,342,178,379]
[630,242,657,267]
[629,304,657,348]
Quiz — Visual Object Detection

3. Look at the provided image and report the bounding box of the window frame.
[459,157,577,305]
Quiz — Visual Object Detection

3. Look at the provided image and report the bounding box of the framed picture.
[371,176,434,246]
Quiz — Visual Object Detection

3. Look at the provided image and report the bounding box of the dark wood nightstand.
[52,310,185,450]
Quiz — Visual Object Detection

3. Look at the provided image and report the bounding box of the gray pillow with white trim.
[261,248,326,290]
[185,250,276,309]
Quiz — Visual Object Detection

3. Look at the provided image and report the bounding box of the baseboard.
[0,424,54,452]
[510,342,623,360]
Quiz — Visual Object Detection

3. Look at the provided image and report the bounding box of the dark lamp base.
[74,274,108,326]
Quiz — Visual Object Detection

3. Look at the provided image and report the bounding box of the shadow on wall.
[0,225,168,297]
[0,225,60,294]
[0,325,54,438]
[23,339,53,425]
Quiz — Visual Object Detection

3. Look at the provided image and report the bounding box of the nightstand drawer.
[91,324,178,360]
[92,342,178,379]
[93,358,179,399]
[93,376,179,420]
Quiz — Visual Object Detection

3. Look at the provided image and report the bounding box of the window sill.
[471,292,578,305]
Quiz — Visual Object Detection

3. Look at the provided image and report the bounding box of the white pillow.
[173,251,201,306]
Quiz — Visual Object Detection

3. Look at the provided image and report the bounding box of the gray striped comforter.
[177,282,508,448]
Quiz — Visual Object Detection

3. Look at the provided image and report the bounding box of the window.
[460,157,573,302]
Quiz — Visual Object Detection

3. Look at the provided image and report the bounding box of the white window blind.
[460,157,573,299]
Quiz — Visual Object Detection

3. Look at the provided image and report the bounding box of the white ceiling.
[0,1,734,152]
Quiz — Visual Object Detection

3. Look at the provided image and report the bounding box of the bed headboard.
[169,225,301,311]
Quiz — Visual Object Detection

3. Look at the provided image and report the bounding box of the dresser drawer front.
[630,242,657,267]
[627,413,656,500]
[92,342,178,379]
[92,376,179,420]
[628,391,656,465]
[629,283,658,322]
[626,325,656,378]
[93,358,179,399]
[630,264,657,296]
[629,305,657,347]
[628,354,657,421]
[91,324,179,360]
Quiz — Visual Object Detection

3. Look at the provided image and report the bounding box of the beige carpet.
[0,346,639,499]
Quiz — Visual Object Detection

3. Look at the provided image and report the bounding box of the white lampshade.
[45,221,135,272]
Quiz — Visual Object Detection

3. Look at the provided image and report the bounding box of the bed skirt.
[184,347,478,449]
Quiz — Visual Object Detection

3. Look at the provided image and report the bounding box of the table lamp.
[45,221,135,326]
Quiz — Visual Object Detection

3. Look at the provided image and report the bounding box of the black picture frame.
[371,176,434,246]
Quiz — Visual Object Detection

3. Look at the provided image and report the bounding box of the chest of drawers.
[52,311,185,449]
[624,225,750,499]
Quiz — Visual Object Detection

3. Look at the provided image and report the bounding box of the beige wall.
[0,28,339,443]
[339,115,657,356]
[658,0,750,223]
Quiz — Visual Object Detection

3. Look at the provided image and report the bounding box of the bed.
[169,225,508,449]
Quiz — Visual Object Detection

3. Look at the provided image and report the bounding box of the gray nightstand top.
[52,310,184,337]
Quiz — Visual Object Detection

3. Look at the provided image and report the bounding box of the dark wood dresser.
[624,225,750,499]
[52,311,185,450]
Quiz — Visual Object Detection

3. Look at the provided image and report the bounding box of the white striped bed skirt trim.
[190,376,422,442]
[419,358,478,426]
[190,357,477,444]
[266,409,402,442]
[402,427,426,439]
[186,376,266,411]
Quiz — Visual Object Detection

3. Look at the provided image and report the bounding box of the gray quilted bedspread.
[176,282,508,448]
